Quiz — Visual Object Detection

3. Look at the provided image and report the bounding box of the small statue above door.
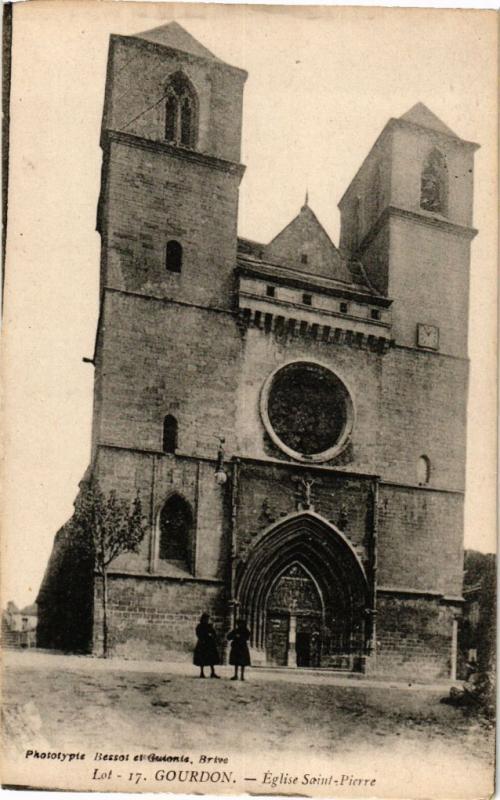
[292,474,321,511]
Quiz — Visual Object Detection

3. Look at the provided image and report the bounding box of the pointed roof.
[339,101,478,209]
[263,203,355,284]
[400,103,458,138]
[266,202,338,255]
[134,21,221,62]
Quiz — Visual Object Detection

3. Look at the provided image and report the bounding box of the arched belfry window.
[166,240,182,273]
[417,455,431,485]
[164,72,198,148]
[420,148,447,214]
[163,415,177,454]
[159,494,192,569]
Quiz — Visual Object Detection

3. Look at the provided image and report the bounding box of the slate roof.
[237,202,379,298]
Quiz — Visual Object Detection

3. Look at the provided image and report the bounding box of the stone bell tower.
[79,23,249,655]
[91,21,247,461]
[96,21,247,313]
[338,102,478,358]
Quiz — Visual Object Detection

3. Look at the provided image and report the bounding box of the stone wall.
[101,139,242,311]
[388,216,471,357]
[390,125,475,229]
[93,574,227,661]
[235,325,467,490]
[90,288,466,602]
[37,523,95,653]
[378,347,467,490]
[94,300,467,489]
[377,484,463,597]
[92,447,229,581]
[94,296,242,459]
[373,594,456,680]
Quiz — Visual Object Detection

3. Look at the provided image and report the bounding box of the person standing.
[193,613,220,678]
[227,618,251,681]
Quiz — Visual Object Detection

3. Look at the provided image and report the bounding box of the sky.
[2,1,497,609]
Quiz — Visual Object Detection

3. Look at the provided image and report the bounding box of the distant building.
[38,22,479,678]
[2,601,37,648]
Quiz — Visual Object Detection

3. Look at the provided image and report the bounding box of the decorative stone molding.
[260,360,356,464]
[238,305,391,352]
[103,129,246,179]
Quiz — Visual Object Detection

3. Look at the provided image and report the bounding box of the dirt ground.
[2,652,494,766]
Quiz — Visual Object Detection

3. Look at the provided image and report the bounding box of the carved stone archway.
[236,511,370,669]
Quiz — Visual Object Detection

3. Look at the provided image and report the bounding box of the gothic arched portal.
[236,512,370,669]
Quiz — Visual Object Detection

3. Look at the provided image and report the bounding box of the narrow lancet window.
[166,240,182,273]
[159,494,192,569]
[163,415,178,454]
[164,72,198,148]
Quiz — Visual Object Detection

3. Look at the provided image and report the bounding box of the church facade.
[38,22,478,677]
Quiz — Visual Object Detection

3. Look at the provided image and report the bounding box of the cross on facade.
[293,474,321,511]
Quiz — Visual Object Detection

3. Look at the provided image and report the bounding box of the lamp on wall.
[214,437,228,486]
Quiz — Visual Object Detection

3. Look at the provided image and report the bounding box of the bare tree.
[71,480,147,657]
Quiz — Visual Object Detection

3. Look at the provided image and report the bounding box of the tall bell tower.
[97,21,247,311]
[91,22,247,459]
[338,103,479,358]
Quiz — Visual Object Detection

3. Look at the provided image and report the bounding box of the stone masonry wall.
[390,125,475,229]
[235,325,467,490]
[93,574,227,661]
[102,139,242,310]
[92,447,229,581]
[373,594,456,680]
[236,325,382,471]
[92,295,465,599]
[379,346,467,491]
[377,484,463,597]
[95,294,243,459]
[389,216,471,357]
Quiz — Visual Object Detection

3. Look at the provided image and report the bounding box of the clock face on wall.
[417,323,440,351]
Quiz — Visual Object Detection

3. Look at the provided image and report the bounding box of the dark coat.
[193,622,220,666]
[227,626,251,666]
